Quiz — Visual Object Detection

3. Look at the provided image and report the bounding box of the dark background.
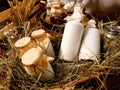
[0,0,10,12]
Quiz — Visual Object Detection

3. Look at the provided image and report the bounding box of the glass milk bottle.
[31,29,55,57]
[15,37,37,58]
[21,47,55,81]
[59,20,84,61]
[79,19,100,61]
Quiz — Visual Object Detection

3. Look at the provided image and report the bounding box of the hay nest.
[0,0,120,89]
[0,17,120,90]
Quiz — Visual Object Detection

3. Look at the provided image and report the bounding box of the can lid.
[15,37,31,48]
[22,48,42,65]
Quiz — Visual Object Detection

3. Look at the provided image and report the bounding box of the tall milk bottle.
[79,19,100,61]
[59,19,84,61]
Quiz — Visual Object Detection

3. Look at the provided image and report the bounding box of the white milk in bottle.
[59,19,84,61]
[79,19,100,61]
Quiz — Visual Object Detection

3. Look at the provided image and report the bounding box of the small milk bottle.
[21,47,55,81]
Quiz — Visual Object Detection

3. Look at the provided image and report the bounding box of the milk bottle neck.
[87,23,96,28]
[74,0,81,7]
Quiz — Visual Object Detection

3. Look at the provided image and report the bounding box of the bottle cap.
[22,48,42,66]
[15,37,31,48]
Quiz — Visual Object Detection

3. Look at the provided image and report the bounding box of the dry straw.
[0,19,119,89]
[7,0,38,25]
[0,0,120,89]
